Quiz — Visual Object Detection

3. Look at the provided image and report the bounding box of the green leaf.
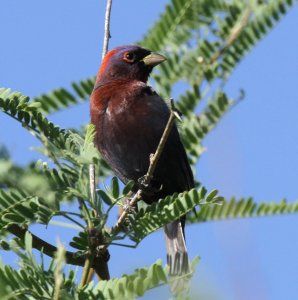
[31,76,95,115]
[205,189,218,202]
[0,190,55,230]
[123,180,135,195]
[97,190,113,206]
[0,233,77,299]
[111,177,120,199]
[128,187,219,243]
[187,197,298,224]
[82,260,170,299]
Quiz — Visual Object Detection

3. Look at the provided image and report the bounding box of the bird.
[90,45,194,277]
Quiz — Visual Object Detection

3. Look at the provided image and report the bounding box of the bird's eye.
[123,52,135,63]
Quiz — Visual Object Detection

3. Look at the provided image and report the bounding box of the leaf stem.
[53,212,85,229]
[79,251,95,288]
[210,6,252,63]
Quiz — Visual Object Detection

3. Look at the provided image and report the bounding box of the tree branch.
[102,0,113,60]
[7,224,85,266]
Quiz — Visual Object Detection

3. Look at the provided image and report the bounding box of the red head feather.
[98,49,117,77]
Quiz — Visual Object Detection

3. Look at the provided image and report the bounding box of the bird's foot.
[137,175,162,197]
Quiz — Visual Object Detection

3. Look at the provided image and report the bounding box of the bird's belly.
[99,110,162,183]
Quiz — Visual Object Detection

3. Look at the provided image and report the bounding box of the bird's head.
[96,45,166,84]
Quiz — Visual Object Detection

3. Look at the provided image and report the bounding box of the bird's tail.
[164,219,191,296]
[164,219,190,275]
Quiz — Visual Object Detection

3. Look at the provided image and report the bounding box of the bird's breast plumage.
[91,81,168,181]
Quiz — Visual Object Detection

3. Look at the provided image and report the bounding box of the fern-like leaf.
[32,76,95,114]
[187,197,298,224]
[0,88,111,179]
[128,187,222,243]
[0,190,55,231]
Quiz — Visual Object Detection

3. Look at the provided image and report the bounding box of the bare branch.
[102,0,113,60]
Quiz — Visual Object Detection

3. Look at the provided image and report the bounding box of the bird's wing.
[132,86,194,202]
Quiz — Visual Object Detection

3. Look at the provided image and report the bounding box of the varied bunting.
[90,45,194,275]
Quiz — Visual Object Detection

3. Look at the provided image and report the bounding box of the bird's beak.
[142,52,167,66]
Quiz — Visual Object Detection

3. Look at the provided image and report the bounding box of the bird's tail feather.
[164,219,191,297]
[164,219,190,275]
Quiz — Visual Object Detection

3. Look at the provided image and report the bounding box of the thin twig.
[53,213,85,229]
[109,100,181,240]
[102,0,113,60]
[89,164,97,207]
[78,198,92,227]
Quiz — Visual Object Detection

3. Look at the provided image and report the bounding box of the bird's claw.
[137,175,163,196]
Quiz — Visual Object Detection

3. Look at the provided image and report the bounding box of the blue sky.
[1,1,298,299]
